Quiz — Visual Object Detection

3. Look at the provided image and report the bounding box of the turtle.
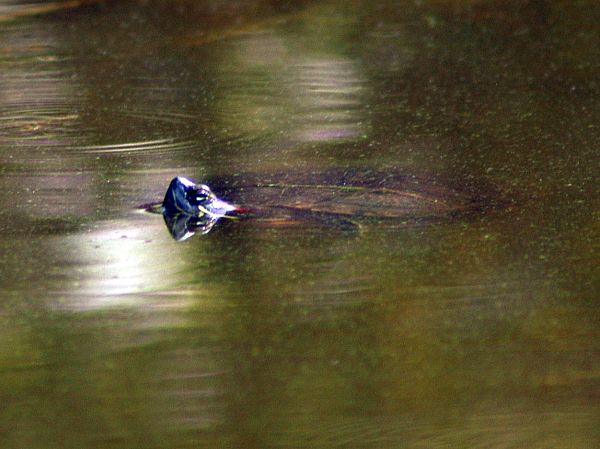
[147,169,502,240]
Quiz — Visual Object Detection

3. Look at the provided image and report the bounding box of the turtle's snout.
[204,195,238,216]
[163,176,237,217]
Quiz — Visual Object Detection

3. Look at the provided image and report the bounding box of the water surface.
[0,1,598,448]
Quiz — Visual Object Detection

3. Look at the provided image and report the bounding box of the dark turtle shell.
[208,168,501,225]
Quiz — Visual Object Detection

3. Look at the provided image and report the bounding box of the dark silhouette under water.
[148,169,504,241]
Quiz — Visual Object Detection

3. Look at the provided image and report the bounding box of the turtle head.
[163,176,237,217]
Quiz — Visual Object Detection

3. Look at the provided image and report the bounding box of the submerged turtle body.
[156,169,500,240]
[211,169,494,222]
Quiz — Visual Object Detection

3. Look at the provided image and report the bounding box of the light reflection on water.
[290,58,367,142]
[0,1,598,449]
[210,30,369,170]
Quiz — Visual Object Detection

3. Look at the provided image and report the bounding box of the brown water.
[0,1,598,448]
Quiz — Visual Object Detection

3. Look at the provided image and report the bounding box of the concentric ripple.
[0,24,210,168]
[76,138,198,155]
[0,63,84,148]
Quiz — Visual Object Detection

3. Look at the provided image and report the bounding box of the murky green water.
[0,1,598,448]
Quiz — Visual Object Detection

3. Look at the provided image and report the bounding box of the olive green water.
[0,1,598,448]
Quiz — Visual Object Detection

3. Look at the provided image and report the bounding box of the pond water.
[0,1,598,448]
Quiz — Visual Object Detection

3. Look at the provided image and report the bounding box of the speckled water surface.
[0,1,598,448]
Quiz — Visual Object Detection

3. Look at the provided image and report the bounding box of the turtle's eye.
[187,185,213,205]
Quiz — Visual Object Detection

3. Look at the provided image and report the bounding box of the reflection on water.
[0,1,598,448]
[291,58,367,142]
[57,220,176,307]
[211,29,369,166]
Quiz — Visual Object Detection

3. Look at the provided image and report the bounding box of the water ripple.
[77,138,198,155]
[0,24,209,164]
